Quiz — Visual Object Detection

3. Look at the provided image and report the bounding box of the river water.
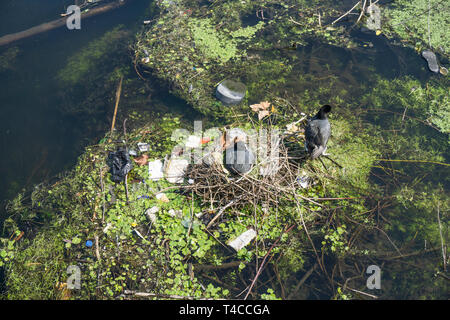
[0,0,167,222]
[0,0,447,299]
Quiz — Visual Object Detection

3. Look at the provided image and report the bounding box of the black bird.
[224,140,255,174]
[305,105,332,160]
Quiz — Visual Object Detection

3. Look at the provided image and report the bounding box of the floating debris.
[168,209,183,219]
[156,193,169,202]
[107,149,133,182]
[215,80,246,106]
[145,206,159,224]
[137,142,150,152]
[103,223,112,233]
[439,66,448,76]
[133,154,149,166]
[422,50,439,73]
[133,229,145,240]
[228,229,257,251]
[148,159,164,181]
[250,101,272,120]
[185,135,202,148]
[165,157,189,183]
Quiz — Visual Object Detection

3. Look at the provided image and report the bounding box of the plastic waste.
[107,149,133,182]
[85,240,93,248]
[422,50,439,73]
[137,142,150,152]
[215,80,246,105]
[148,159,164,181]
[228,229,257,251]
[168,209,183,219]
[297,170,314,189]
[103,223,112,233]
[165,157,189,183]
[156,193,169,202]
[145,206,159,224]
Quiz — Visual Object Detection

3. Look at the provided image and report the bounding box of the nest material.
[185,137,307,226]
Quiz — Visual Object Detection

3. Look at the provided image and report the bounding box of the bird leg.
[322,155,343,168]
[318,157,329,172]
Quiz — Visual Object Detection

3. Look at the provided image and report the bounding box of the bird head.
[318,104,332,119]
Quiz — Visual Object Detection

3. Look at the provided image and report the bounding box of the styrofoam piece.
[148,159,164,181]
[168,209,183,219]
[145,206,159,224]
[228,228,257,251]
[165,158,189,183]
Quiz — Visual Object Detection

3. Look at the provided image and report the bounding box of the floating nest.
[184,132,311,228]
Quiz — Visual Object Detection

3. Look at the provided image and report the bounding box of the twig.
[356,0,367,24]
[437,203,447,272]
[347,286,378,299]
[109,76,124,141]
[206,196,243,229]
[293,194,326,275]
[427,0,431,48]
[94,235,101,261]
[331,1,361,25]
[123,290,214,300]
[99,166,105,223]
[244,224,295,300]
[287,263,318,299]
[288,16,303,26]
[375,226,403,257]
[124,174,129,203]
[380,248,438,261]
[194,261,242,271]
[187,190,195,237]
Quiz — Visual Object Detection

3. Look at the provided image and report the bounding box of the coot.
[305,105,332,159]
[224,140,255,174]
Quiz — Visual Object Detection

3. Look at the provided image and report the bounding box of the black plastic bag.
[107,149,133,182]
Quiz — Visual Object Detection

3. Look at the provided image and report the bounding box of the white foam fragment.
[148,159,164,181]
[165,158,189,183]
[145,206,159,224]
[228,229,257,251]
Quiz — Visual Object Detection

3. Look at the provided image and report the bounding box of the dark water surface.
[0,0,155,221]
